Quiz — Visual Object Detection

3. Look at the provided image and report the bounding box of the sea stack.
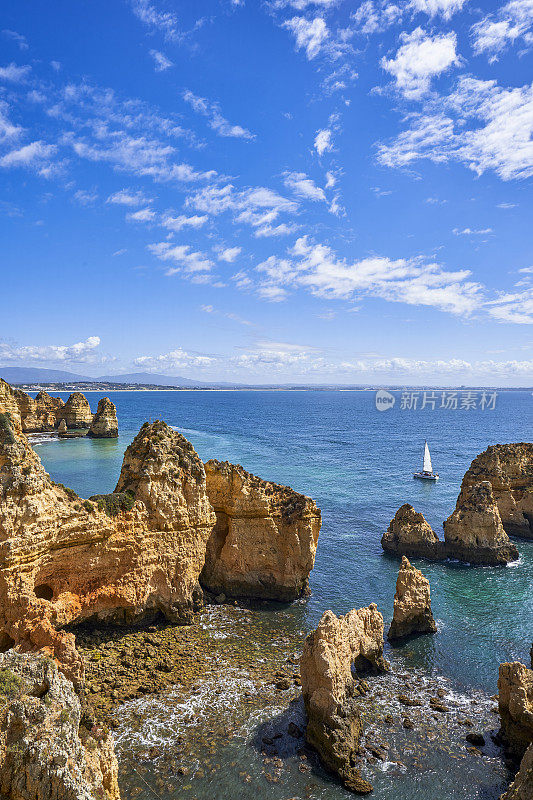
[300,605,388,794]
[443,480,519,566]
[461,444,533,539]
[498,661,533,759]
[388,556,437,640]
[61,392,93,429]
[200,459,321,601]
[0,651,119,800]
[88,397,119,438]
[381,504,444,560]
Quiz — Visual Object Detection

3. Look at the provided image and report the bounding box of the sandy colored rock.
[14,389,64,433]
[462,444,533,539]
[500,743,533,800]
[381,504,444,560]
[300,605,388,794]
[499,661,533,758]
[444,481,519,566]
[200,459,321,600]
[60,393,93,429]
[88,398,118,438]
[0,380,22,431]
[0,417,215,684]
[388,556,437,640]
[58,419,68,435]
[0,650,119,800]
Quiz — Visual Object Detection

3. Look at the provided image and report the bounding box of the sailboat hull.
[413,472,439,481]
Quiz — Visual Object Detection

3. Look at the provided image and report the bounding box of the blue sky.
[1,0,532,385]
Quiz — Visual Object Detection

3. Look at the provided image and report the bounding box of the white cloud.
[381,28,460,99]
[255,235,483,316]
[497,202,517,208]
[453,226,493,235]
[0,140,57,176]
[0,101,23,142]
[126,207,156,223]
[378,77,533,180]
[217,246,242,262]
[283,171,326,201]
[200,304,252,325]
[2,30,29,51]
[150,50,174,72]
[0,62,31,82]
[183,90,255,139]
[314,128,334,156]
[471,0,533,61]
[107,188,152,206]
[409,0,467,20]
[133,348,216,370]
[73,189,98,206]
[351,1,403,34]
[148,241,214,274]
[0,336,103,364]
[161,213,208,232]
[130,0,180,40]
[283,17,329,59]
[273,0,339,8]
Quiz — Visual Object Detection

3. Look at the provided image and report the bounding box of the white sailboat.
[413,440,439,481]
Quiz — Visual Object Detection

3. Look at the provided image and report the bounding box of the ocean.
[31,389,533,800]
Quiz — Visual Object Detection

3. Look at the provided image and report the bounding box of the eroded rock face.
[500,743,533,800]
[60,393,93,429]
[88,398,118,438]
[388,556,437,640]
[0,651,119,800]
[0,381,22,431]
[300,605,388,794]
[499,661,533,758]
[444,481,519,566]
[14,390,64,433]
[462,444,533,539]
[0,417,215,684]
[200,460,321,601]
[381,504,444,560]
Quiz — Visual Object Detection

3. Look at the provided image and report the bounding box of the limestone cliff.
[88,398,118,438]
[498,661,533,758]
[462,444,533,539]
[300,605,388,794]
[0,417,214,684]
[388,556,437,640]
[0,651,119,800]
[500,743,533,800]
[14,389,64,433]
[200,459,321,601]
[443,481,519,566]
[381,504,444,560]
[59,393,93,429]
[0,381,22,431]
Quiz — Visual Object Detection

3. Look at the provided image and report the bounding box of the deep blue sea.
[31,389,533,800]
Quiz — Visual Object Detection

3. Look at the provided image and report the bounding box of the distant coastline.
[13,382,533,393]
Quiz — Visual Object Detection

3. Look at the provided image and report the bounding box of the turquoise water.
[31,389,533,799]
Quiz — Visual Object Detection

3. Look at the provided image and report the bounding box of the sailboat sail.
[423,441,432,473]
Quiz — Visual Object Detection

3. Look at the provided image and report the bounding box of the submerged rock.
[462,444,533,539]
[200,459,321,601]
[388,556,437,640]
[88,398,119,438]
[444,481,519,566]
[300,605,388,794]
[498,661,533,758]
[0,650,119,800]
[381,505,444,560]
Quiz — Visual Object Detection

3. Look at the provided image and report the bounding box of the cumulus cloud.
[0,101,23,142]
[161,213,208,232]
[126,207,156,223]
[381,28,460,99]
[148,241,214,275]
[409,0,467,20]
[0,62,31,82]
[378,77,533,180]
[217,246,242,262]
[107,188,152,206]
[133,348,216,370]
[0,336,103,364]
[314,128,334,156]
[183,90,255,139]
[283,171,326,201]
[351,1,402,34]
[471,0,533,61]
[0,140,57,176]
[283,17,329,59]
[149,50,174,72]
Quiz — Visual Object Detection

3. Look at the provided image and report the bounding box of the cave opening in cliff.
[0,632,15,652]
[35,583,54,601]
